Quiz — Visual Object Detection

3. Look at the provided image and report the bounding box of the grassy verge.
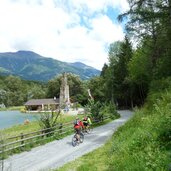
[56,90,171,171]
[0,111,116,137]
[0,114,78,158]
[0,112,117,158]
[1,121,40,137]
[0,114,77,137]
[0,106,24,111]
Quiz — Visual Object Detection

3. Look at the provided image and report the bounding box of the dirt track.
[3,110,133,171]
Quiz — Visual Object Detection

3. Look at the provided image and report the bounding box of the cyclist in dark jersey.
[82,116,92,132]
[82,116,88,127]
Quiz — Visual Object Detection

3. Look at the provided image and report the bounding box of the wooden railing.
[0,116,110,155]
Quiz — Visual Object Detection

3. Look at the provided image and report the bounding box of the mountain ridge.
[0,50,100,81]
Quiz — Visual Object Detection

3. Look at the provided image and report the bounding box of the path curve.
[4,110,133,171]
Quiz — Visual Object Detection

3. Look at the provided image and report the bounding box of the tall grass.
[57,89,171,171]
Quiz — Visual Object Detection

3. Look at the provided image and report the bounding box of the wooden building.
[24,98,59,111]
[24,73,70,112]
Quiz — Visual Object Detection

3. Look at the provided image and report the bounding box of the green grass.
[0,110,114,141]
[0,106,24,111]
[0,112,115,159]
[56,90,171,171]
[0,114,79,158]
[1,121,40,137]
[0,114,77,137]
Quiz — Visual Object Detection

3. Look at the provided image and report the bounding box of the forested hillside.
[0,73,90,107]
[0,51,100,81]
[57,0,171,170]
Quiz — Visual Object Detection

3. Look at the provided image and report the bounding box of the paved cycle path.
[3,110,133,171]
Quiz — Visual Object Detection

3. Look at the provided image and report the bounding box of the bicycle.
[83,124,93,134]
[72,131,84,147]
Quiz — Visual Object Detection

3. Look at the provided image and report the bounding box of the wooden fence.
[0,116,110,155]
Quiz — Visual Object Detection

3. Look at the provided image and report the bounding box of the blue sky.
[0,0,129,70]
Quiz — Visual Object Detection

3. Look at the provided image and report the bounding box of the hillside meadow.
[56,89,171,171]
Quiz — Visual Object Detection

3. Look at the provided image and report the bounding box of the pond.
[0,111,40,129]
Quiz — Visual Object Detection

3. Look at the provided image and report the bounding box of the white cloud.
[0,0,129,70]
[89,15,124,42]
[70,0,129,14]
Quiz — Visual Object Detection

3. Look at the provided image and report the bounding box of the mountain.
[0,51,100,81]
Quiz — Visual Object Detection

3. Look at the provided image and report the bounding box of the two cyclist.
[73,116,92,142]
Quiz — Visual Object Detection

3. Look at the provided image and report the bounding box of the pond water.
[0,111,40,129]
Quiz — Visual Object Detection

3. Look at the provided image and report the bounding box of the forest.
[0,0,171,111]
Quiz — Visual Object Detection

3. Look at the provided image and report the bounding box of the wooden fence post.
[41,130,45,138]
[0,139,4,171]
[59,123,63,135]
[21,133,24,145]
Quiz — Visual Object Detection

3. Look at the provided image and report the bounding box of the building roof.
[24,98,59,106]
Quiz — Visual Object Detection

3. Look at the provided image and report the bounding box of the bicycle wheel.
[72,136,78,147]
[80,132,84,143]
[86,126,93,134]
[90,126,93,133]
[82,127,86,134]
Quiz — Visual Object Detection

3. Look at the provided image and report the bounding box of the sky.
[0,0,129,70]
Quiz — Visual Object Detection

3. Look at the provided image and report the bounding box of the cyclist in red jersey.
[73,117,84,142]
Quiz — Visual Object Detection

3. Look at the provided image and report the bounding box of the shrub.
[87,99,103,121]
[38,110,61,136]
[100,102,120,119]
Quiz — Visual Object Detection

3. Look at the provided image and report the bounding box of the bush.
[100,102,120,119]
[87,99,103,121]
[38,110,61,136]
[146,77,171,110]
[87,100,120,121]
[149,77,171,93]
